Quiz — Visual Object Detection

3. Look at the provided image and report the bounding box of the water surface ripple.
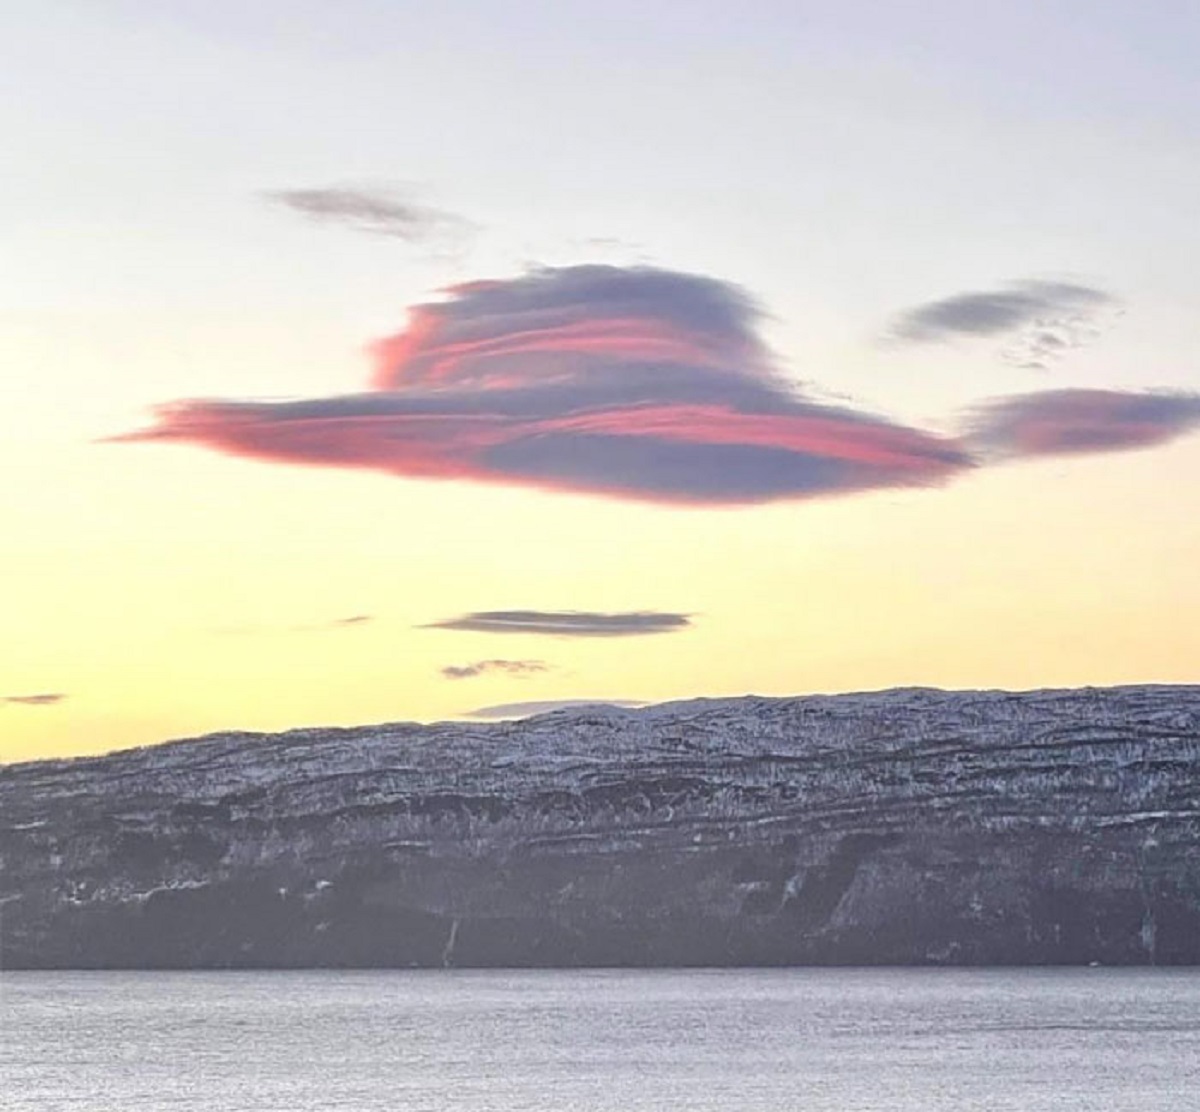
[3,968,1199,1110]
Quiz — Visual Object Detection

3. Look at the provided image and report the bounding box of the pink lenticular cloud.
[117,264,973,505]
[369,267,769,390]
[970,390,1200,458]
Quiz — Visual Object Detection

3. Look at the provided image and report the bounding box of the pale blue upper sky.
[5,3,1198,440]
[7,2,1198,341]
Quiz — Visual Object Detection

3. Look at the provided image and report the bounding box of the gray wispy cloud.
[424,610,692,637]
[465,698,645,719]
[891,279,1118,370]
[3,693,67,707]
[441,659,550,680]
[266,186,470,243]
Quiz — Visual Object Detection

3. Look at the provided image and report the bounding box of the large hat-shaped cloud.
[118,265,972,505]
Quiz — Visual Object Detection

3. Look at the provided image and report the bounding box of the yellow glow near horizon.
[4,424,1198,763]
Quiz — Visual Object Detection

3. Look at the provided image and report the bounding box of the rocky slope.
[2,686,1199,968]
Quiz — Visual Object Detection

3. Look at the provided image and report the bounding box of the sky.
[3,0,1199,762]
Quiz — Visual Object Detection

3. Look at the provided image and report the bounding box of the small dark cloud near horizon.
[266,186,471,243]
[967,389,1200,459]
[890,279,1118,370]
[441,659,550,680]
[424,610,692,638]
[465,698,646,719]
[3,693,67,707]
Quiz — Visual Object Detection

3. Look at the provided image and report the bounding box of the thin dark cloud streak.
[425,610,692,637]
[3,693,67,707]
[266,186,470,243]
[441,659,550,680]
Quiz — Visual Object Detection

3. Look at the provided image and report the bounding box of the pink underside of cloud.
[149,411,498,478]
[125,397,967,503]
[533,405,960,473]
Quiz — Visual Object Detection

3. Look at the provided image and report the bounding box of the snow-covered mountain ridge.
[3,685,1199,966]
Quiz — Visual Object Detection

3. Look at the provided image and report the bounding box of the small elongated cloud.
[116,264,972,505]
[441,659,550,680]
[3,693,66,707]
[267,186,468,243]
[968,389,1200,459]
[426,610,691,637]
[891,280,1117,370]
[466,698,645,719]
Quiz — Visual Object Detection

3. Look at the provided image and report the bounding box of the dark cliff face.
[3,686,1199,968]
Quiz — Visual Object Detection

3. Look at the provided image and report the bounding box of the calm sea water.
[3,969,1199,1111]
